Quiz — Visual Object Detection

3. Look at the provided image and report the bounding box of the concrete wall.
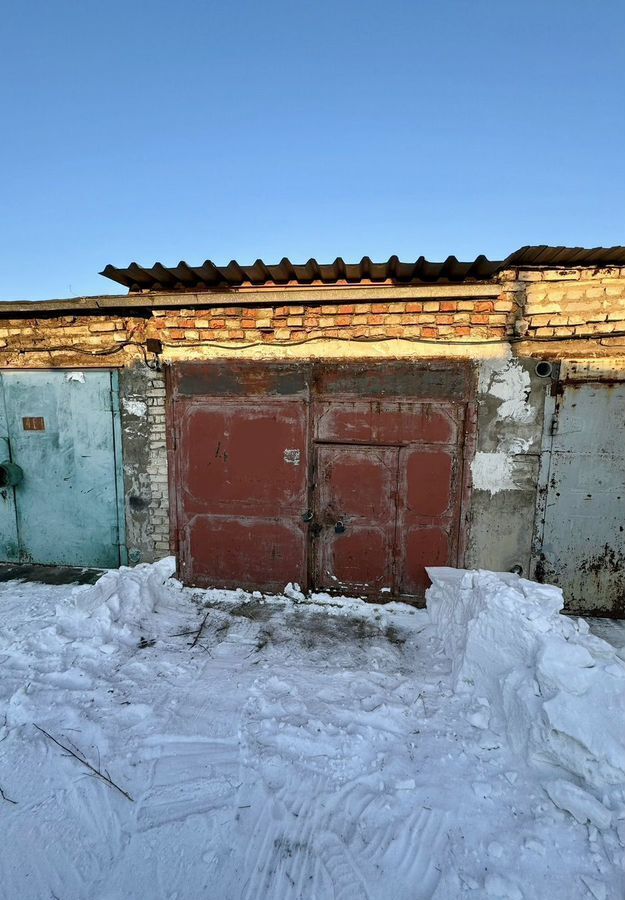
[119,366,170,563]
[465,355,550,576]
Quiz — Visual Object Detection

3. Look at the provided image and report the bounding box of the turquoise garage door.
[0,370,124,568]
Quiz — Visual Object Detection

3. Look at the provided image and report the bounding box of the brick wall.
[0,315,147,366]
[119,367,170,563]
[148,298,515,346]
[505,268,625,354]
[1,273,624,364]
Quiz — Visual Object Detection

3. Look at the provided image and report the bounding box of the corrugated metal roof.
[100,246,625,292]
[504,245,625,269]
[100,255,501,292]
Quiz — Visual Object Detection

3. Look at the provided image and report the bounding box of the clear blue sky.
[1,0,624,300]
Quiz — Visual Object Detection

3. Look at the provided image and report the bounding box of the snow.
[0,561,624,898]
[544,780,613,831]
[426,567,625,791]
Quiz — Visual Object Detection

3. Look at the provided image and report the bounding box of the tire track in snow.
[316,831,372,900]
[135,736,241,831]
[239,676,376,900]
[365,805,449,898]
[239,771,330,900]
[239,669,450,900]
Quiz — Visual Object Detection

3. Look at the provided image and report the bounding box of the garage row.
[0,359,622,616]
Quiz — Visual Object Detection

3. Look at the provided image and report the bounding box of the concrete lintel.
[120,283,503,307]
[0,282,502,316]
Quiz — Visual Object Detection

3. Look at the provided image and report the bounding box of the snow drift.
[426,568,625,799]
[55,556,177,646]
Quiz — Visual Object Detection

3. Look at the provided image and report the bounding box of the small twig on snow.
[34,724,133,802]
[0,786,17,804]
[189,610,210,649]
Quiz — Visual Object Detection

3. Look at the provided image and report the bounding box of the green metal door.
[0,370,124,568]
[0,389,19,562]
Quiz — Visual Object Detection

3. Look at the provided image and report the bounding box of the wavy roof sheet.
[100,246,625,293]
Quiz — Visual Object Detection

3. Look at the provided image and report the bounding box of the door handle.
[0,461,23,488]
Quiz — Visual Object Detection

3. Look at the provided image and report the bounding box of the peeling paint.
[471,451,519,495]
[506,437,534,455]
[283,448,301,466]
[122,398,148,417]
[480,357,534,423]
[65,371,85,383]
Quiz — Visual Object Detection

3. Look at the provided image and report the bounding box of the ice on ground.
[0,561,623,899]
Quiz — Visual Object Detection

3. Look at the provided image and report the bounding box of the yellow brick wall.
[0,315,147,367]
[501,267,625,358]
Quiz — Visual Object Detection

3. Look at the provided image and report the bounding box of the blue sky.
[1,0,624,300]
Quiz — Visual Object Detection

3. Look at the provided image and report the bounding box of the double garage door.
[170,362,474,602]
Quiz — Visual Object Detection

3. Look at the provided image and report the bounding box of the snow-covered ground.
[0,559,623,900]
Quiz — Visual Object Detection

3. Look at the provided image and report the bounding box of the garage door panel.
[175,387,309,588]
[398,526,450,596]
[315,445,397,520]
[0,371,121,568]
[180,401,308,516]
[402,448,456,518]
[314,400,457,446]
[183,516,307,591]
[323,527,393,593]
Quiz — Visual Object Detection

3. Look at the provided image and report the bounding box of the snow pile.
[1,562,624,897]
[426,568,625,809]
[55,556,176,646]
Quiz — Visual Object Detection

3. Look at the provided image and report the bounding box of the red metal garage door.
[169,361,474,600]
[170,364,310,592]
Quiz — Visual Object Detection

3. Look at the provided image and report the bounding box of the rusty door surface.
[314,445,398,594]
[170,361,473,601]
[171,364,310,592]
[536,381,625,616]
[311,390,464,598]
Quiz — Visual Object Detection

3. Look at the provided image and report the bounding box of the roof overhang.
[100,246,625,294]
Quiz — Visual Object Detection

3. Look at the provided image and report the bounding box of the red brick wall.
[149,298,515,347]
